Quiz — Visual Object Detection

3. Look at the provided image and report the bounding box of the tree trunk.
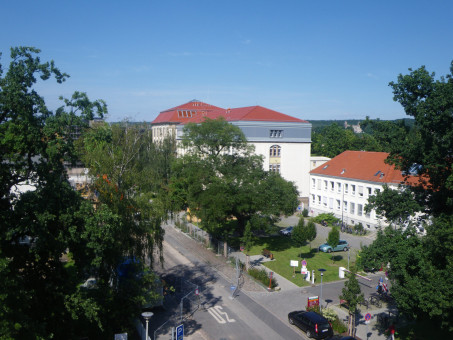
[224,241,228,258]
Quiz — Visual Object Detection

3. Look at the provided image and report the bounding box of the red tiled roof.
[151,101,307,124]
[310,151,419,185]
[151,100,224,124]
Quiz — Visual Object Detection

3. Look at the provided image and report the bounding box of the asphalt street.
[147,219,392,340]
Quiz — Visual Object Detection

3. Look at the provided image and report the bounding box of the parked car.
[288,310,333,339]
[279,226,294,236]
[319,240,349,253]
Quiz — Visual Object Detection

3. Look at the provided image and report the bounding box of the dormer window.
[270,130,283,138]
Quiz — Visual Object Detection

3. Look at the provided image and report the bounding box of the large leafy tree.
[0,47,107,338]
[388,62,453,215]
[360,61,453,334]
[170,117,299,237]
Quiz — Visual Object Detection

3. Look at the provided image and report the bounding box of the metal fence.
[173,215,236,258]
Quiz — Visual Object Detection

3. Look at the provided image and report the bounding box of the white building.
[151,100,312,203]
[309,150,418,230]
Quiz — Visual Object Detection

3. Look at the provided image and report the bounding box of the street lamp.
[141,311,153,340]
[318,268,326,310]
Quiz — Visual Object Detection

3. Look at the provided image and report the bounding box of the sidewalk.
[168,222,390,340]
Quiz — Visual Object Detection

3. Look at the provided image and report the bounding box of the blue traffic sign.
[365,313,371,321]
[176,324,184,340]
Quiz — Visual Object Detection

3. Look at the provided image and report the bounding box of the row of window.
[270,145,281,157]
[269,164,281,173]
[177,110,196,118]
[311,195,372,218]
[311,179,380,197]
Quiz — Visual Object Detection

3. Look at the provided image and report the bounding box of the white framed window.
[329,198,333,209]
[336,199,341,210]
[330,181,335,191]
[317,179,322,190]
[343,201,348,212]
[337,182,342,193]
[312,178,316,188]
[367,187,372,197]
[351,185,356,196]
[270,129,283,138]
[323,196,327,207]
[345,184,349,193]
[312,194,316,204]
[350,202,355,214]
[317,195,321,204]
[358,186,364,197]
[269,145,281,157]
[324,181,328,190]
[358,204,363,216]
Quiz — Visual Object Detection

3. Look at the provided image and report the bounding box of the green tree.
[311,124,356,157]
[0,47,107,338]
[170,117,299,238]
[306,220,317,249]
[388,62,453,216]
[241,221,255,269]
[339,269,364,336]
[365,184,423,228]
[292,217,307,256]
[327,227,340,262]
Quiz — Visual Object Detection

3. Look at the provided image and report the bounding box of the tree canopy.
[170,117,299,237]
[0,47,167,339]
[359,61,453,334]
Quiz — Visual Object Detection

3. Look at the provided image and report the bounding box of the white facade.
[253,142,311,199]
[309,174,387,230]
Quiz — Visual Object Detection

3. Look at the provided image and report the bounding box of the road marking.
[207,306,236,324]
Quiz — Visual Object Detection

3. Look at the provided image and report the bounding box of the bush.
[311,213,339,226]
[321,308,337,323]
[302,208,309,217]
[248,267,278,288]
[331,316,348,333]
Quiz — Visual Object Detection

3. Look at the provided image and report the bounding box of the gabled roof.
[151,100,308,124]
[310,151,419,185]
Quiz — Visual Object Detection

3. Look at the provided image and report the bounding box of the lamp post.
[141,312,153,340]
[318,268,326,310]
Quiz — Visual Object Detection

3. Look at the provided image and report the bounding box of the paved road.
[151,225,304,340]
[149,219,391,340]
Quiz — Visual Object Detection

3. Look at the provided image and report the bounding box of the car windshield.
[318,322,330,329]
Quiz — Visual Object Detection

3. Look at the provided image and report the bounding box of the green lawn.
[247,236,350,286]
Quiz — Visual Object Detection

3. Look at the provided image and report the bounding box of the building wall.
[309,174,394,230]
[253,142,311,198]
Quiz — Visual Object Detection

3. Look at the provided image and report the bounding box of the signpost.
[365,313,371,340]
[268,272,273,291]
[290,260,298,277]
[176,324,184,340]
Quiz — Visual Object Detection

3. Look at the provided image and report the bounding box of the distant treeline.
[309,118,414,132]
[311,117,416,158]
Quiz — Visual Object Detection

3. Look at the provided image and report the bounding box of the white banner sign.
[290,260,299,267]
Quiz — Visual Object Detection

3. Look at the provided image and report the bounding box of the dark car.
[288,310,333,339]
[279,226,294,236]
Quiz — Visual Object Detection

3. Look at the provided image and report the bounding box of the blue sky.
[1,0,452,122]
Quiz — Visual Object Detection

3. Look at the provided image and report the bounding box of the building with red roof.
[309,150,421,230]
[151,100,312,201]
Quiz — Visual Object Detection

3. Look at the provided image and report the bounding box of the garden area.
[246,234,351,286]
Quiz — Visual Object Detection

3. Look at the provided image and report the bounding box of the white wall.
[253,142,311,198]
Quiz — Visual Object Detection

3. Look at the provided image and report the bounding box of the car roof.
[291,310,327,322]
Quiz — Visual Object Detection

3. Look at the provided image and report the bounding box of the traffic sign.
[230,285,236,291]
[301,259,307,266]
[195,288,199,296]
[365,313,371,321]
[176,324,184,340]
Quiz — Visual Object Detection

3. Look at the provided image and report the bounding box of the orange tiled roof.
[310,151,419,185]
[151,100,307,124]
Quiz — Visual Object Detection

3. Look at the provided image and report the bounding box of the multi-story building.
[309,150,418,230]
[151,100,312,204]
